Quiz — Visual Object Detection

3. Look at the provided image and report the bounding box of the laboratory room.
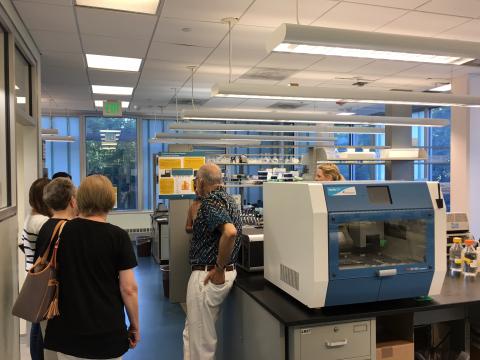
[3,0,480,360]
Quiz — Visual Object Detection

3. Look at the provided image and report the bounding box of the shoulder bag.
[12,220,67,323]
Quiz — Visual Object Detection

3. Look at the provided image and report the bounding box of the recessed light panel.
[95,100,130,108]
[76,0,159,14]
[92,85,133,95]
[86,54,142,72]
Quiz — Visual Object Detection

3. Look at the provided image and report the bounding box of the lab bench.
[219,270,480,360]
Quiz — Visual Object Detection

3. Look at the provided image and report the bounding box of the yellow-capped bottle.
[449,237,463,272]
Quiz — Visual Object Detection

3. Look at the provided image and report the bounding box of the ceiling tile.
[308,56,373,72]
[44,84,92,100]
[239,0,338,28]
[417,0,480,18]
[202,97,247,108]
[352,60,419,77]
[148,42,212,65]
[153,18,227,48]
[276,70,332,86]
[141,59,191,81]
[15,1,76,32]
[394,63,454,79]
[377,11,468,37]
[43,65,89,86]
[161,0,252,22]
[41,52,85,69]
[345,0,429,9]
[76,7,156,39]
[82,34,150,58]
[205,25,272,66]
[88,70,140,87]
[30,30,82,53]
[258,53,323,70]
[436,19,480,42]
[14,0,73,6]
[312,2,407,31]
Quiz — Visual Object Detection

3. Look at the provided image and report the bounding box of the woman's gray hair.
[43,177,76,211]
[197,163,223,186]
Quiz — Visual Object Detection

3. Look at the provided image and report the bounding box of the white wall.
[107,211,152,230]
[451,74,480,238]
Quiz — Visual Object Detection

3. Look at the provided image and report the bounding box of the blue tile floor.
[124,256,185,360]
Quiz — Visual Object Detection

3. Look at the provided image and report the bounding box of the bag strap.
[38,220,65,264]
[50,221,67,270]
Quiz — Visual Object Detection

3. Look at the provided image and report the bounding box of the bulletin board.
[157,152,205,199]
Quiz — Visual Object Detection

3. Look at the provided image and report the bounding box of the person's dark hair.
[29,178,51,216]
[52,171,72,180]
[43,178,76,211]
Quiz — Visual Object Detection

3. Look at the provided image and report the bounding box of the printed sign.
[326,186,357,197]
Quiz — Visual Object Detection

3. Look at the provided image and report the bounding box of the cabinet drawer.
[298,320,372,360]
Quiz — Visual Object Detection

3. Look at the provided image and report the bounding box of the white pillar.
[451,74,480,238]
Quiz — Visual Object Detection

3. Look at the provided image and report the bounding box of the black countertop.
[234,270,480,326]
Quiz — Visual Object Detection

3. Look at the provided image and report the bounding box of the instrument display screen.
[367,186,392,204]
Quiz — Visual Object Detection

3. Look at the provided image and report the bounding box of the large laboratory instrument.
[264,181,446,308]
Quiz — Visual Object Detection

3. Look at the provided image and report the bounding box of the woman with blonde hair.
[44,175,139,360]
[315,163,345,181]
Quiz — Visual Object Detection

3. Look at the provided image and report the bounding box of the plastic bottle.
[449,237,463,272]
[463,239,478,277]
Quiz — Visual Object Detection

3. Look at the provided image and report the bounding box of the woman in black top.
[44,175,139,359]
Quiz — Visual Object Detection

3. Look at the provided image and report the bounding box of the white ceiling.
[12,0,480,115]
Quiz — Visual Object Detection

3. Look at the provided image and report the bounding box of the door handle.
[325,339,348,348]
[377,269,397,277]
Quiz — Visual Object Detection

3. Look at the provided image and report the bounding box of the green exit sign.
[103,100,122,117]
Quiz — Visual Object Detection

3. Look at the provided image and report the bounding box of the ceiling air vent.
[240,67,298,81]
[268,102,306,110]
[168,98,208,106]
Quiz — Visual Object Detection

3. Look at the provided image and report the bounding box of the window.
[412,107,451,209]
[143,118,169,210]
[85,117,138,210]
[41,116,81,186]
[0,30,10,210]
[334,128,385,181]
[15,47,31,116]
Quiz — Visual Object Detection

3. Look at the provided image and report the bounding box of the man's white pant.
[183,269,236,360]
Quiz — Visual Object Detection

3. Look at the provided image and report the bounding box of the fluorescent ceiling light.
[169,122,384,134]
[16,96,26,104]
[99,129,121,133]
[92,85,133,95]
[41,128,59,135]
[15,85,19,90]
[86,54,142,72]
[212,83,480,108]
[182,110,448,127]
[337,112,355,116]
[41,135,76,142]
[75,0,159,14]
[149,138,262,146]
[95,100,130,108]
[429,84,451,92]
[267,24,477,65]
[155,132,334,143]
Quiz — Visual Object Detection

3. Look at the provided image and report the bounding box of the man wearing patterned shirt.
[183,163,242,360]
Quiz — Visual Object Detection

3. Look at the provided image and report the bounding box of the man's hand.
[204,267,225,285]
[128,325,140,348]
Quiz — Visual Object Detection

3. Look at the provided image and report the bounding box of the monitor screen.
[367,186,392,204]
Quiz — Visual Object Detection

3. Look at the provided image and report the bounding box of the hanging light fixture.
[266,23,479,65]
[169,122,384,134]
[182,109,449,127]
[154,132,334,143]
[211,83,480,108]
[41,135,76,142]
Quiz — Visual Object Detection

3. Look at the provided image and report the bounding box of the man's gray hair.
[43,177,76,211]
[197,163,223,186]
